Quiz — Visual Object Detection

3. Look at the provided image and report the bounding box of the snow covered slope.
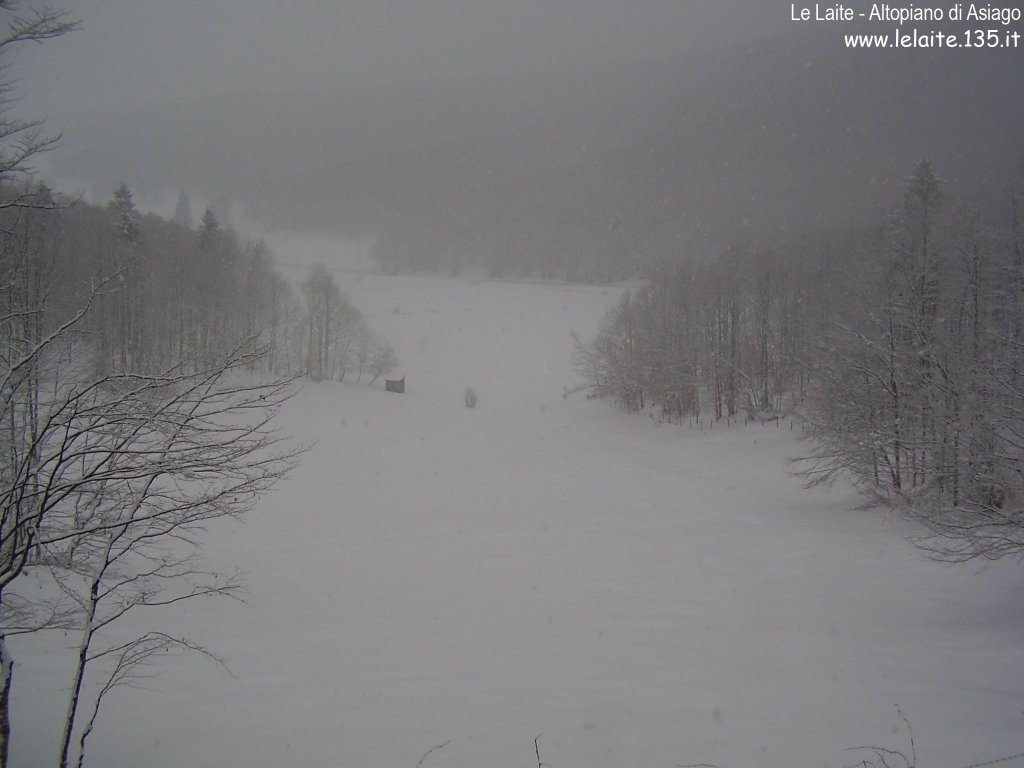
[11,269,1024,768]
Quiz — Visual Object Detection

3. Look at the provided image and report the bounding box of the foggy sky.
[13,1,786,124]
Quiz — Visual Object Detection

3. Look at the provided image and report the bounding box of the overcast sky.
[13,1,786,124]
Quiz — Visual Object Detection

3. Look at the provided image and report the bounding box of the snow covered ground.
[10,261,1024,768]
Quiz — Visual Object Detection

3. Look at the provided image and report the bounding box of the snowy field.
[10,259,1024,768]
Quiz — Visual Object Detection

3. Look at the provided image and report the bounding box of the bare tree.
[301,263,341,381]
[368,338,397,385]
[21,348,298,768]
[300,263,394,385]
[0,4,78,211]
[1,336,299,766]
[0,8,78,761]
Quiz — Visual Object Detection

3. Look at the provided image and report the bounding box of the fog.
[16,0,787,123]
[4,3,1024,767]
[18,3,1020,280]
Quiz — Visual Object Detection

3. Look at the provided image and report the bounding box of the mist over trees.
[576,160,1024,562]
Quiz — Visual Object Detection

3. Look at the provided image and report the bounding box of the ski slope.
[11,260,1024,768]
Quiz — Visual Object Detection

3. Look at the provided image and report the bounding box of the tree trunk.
[0,634,12,768]
[59,628,92,768]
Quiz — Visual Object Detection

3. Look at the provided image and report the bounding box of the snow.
[9,261,1024,768]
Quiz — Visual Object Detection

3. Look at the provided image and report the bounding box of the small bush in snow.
[464,387,479,409]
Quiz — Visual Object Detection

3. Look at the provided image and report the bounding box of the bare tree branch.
[415,739,452,768]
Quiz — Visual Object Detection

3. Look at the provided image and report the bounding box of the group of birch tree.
[577,160,1024,561]
[574,243,824,423]
[300,262,397,384]
[805,161,1024,561]
[8,180,396,384]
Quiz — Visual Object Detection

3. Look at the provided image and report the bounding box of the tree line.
[575,160,1024,562]
[10,182,396,385]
